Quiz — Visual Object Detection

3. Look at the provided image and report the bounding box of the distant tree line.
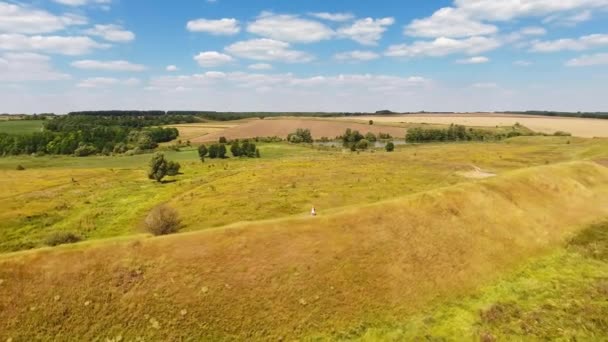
[504,111,608,120]
[405,124,526,143]
[0,113,183,156]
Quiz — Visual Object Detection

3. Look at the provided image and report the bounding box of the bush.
[369,120,374,125]
[219,136,228,144]
[74,144,98,157]
[385,142,395,152]
[287,128,313,143]
[198,144,208,162]
[554,131,572,136]
[16,164,25,171]
[144,205,181,236]
[356,139,369,150]
[45,231,82,246]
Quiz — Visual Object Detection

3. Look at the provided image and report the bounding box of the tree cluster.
[287,128,313,143]
[230,140,260,158]
[405,124,516,143]
[147,153,180,182]
[341,128,370,150]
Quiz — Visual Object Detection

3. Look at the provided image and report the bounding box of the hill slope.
[1,161,608,340]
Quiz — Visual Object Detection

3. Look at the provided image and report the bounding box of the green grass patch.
[0,120,44,135]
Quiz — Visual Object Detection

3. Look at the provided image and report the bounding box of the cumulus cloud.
[566,53,608,66]
[456,56,489,64]
[338,17,395,45]
[186,18,240,35]
[530,33,608,52]
[53,0,111,7]
[247,13,333,43]
[334,50,380,62]
[225,39,314,63]
[166,65,178,72]
[71,60,146,71]
[194,51,235,67]
[0,2,87,34]
[0,52,70,81]
[84,24,135,42]
[77,77,139,88]
[309,12,355,22]
[148,72,431,94]
[248,63,272,70]
[405,7,497,38]
[386,36,500,58]
[0,33,109,55]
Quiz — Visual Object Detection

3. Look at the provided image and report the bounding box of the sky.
[1,0,608,114]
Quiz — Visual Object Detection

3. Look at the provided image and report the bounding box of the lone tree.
[231,141,241,157]
[385,141,395,152]
[148,152,181,182]
[198,144,208,162]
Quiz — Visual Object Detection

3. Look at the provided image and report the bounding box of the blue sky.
[1,0,608,113]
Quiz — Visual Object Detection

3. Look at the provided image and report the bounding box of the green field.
[1,132,608,340]
[0,120,44,135]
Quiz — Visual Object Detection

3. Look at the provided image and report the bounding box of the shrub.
[144,205,181,236]
[198,144,208,162]
[554,131,572,136]
[365,132,377,142]
[219,136,228,144]
[45,231,82,246]
[16,164,25,171]
[74,144,98,157]
[287,128,313,143]
[356,139,369,150]
[385,142,395,152]
[369,120,374,125]
[166,161,181,176]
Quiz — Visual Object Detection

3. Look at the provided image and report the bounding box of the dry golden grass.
[191,118,408,143]
[2,161,608,340]
[341,113,608,138]
[163,123,239,141]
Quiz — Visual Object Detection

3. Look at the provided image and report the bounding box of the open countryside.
[2,0,608,340]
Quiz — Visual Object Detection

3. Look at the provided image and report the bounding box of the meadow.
[0,115,607,340]
[0,120,44,134]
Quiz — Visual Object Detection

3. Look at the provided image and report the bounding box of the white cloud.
[405,7,497,38]
[453,0,608,21]
[248,63,272,70]
[84,24,135,42]
[513,60,533,66]
[309,12,355,22]
[186,18,240,35]
[338,17,395,45]
[334,50,380,62]
[0,34,109,55]
[225,39,314,63]
[530,33,608,52]
[77,76,139,88]
[71,60,146,71]
[566,53,608,66]
[53,0,111,7]
[0,52,70,81]
[472,82,498,88]
[166,65,179,72]
[403,0,608,38]
[456,56,489,64]
[0,2,87,34]
[386,36,500,58]
[544,10,593,26]
[247,13,333,43]
[148,72,431,94]
[519,26,546,36]
[194,51,234,67]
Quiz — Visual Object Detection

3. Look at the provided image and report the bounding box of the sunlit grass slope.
[1,137,607,253]
[1,161,608,340]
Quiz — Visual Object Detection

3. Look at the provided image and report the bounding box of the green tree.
[198,144,208,162]
[218,144,227,158]
[208,144,218,158]
[167,161,181,176]
[356,139,369,150]
[255,148,261,158]
[231,141,241,157]
[385,141,395,152]
[148,152,168,182]
[365,132,377,142]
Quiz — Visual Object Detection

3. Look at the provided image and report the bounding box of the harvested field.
[163,123,238,141]
[338,113,608,138]
[190,118,407,143]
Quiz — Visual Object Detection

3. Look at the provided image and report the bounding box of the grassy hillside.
[1,161,608,340]
[2,138,607,252]
[0,120,44,134]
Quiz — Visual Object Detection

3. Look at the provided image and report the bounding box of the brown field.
[190,118,408,143]
[163,123,239,141]
[2,161,608,340]
[337,113,608,138]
